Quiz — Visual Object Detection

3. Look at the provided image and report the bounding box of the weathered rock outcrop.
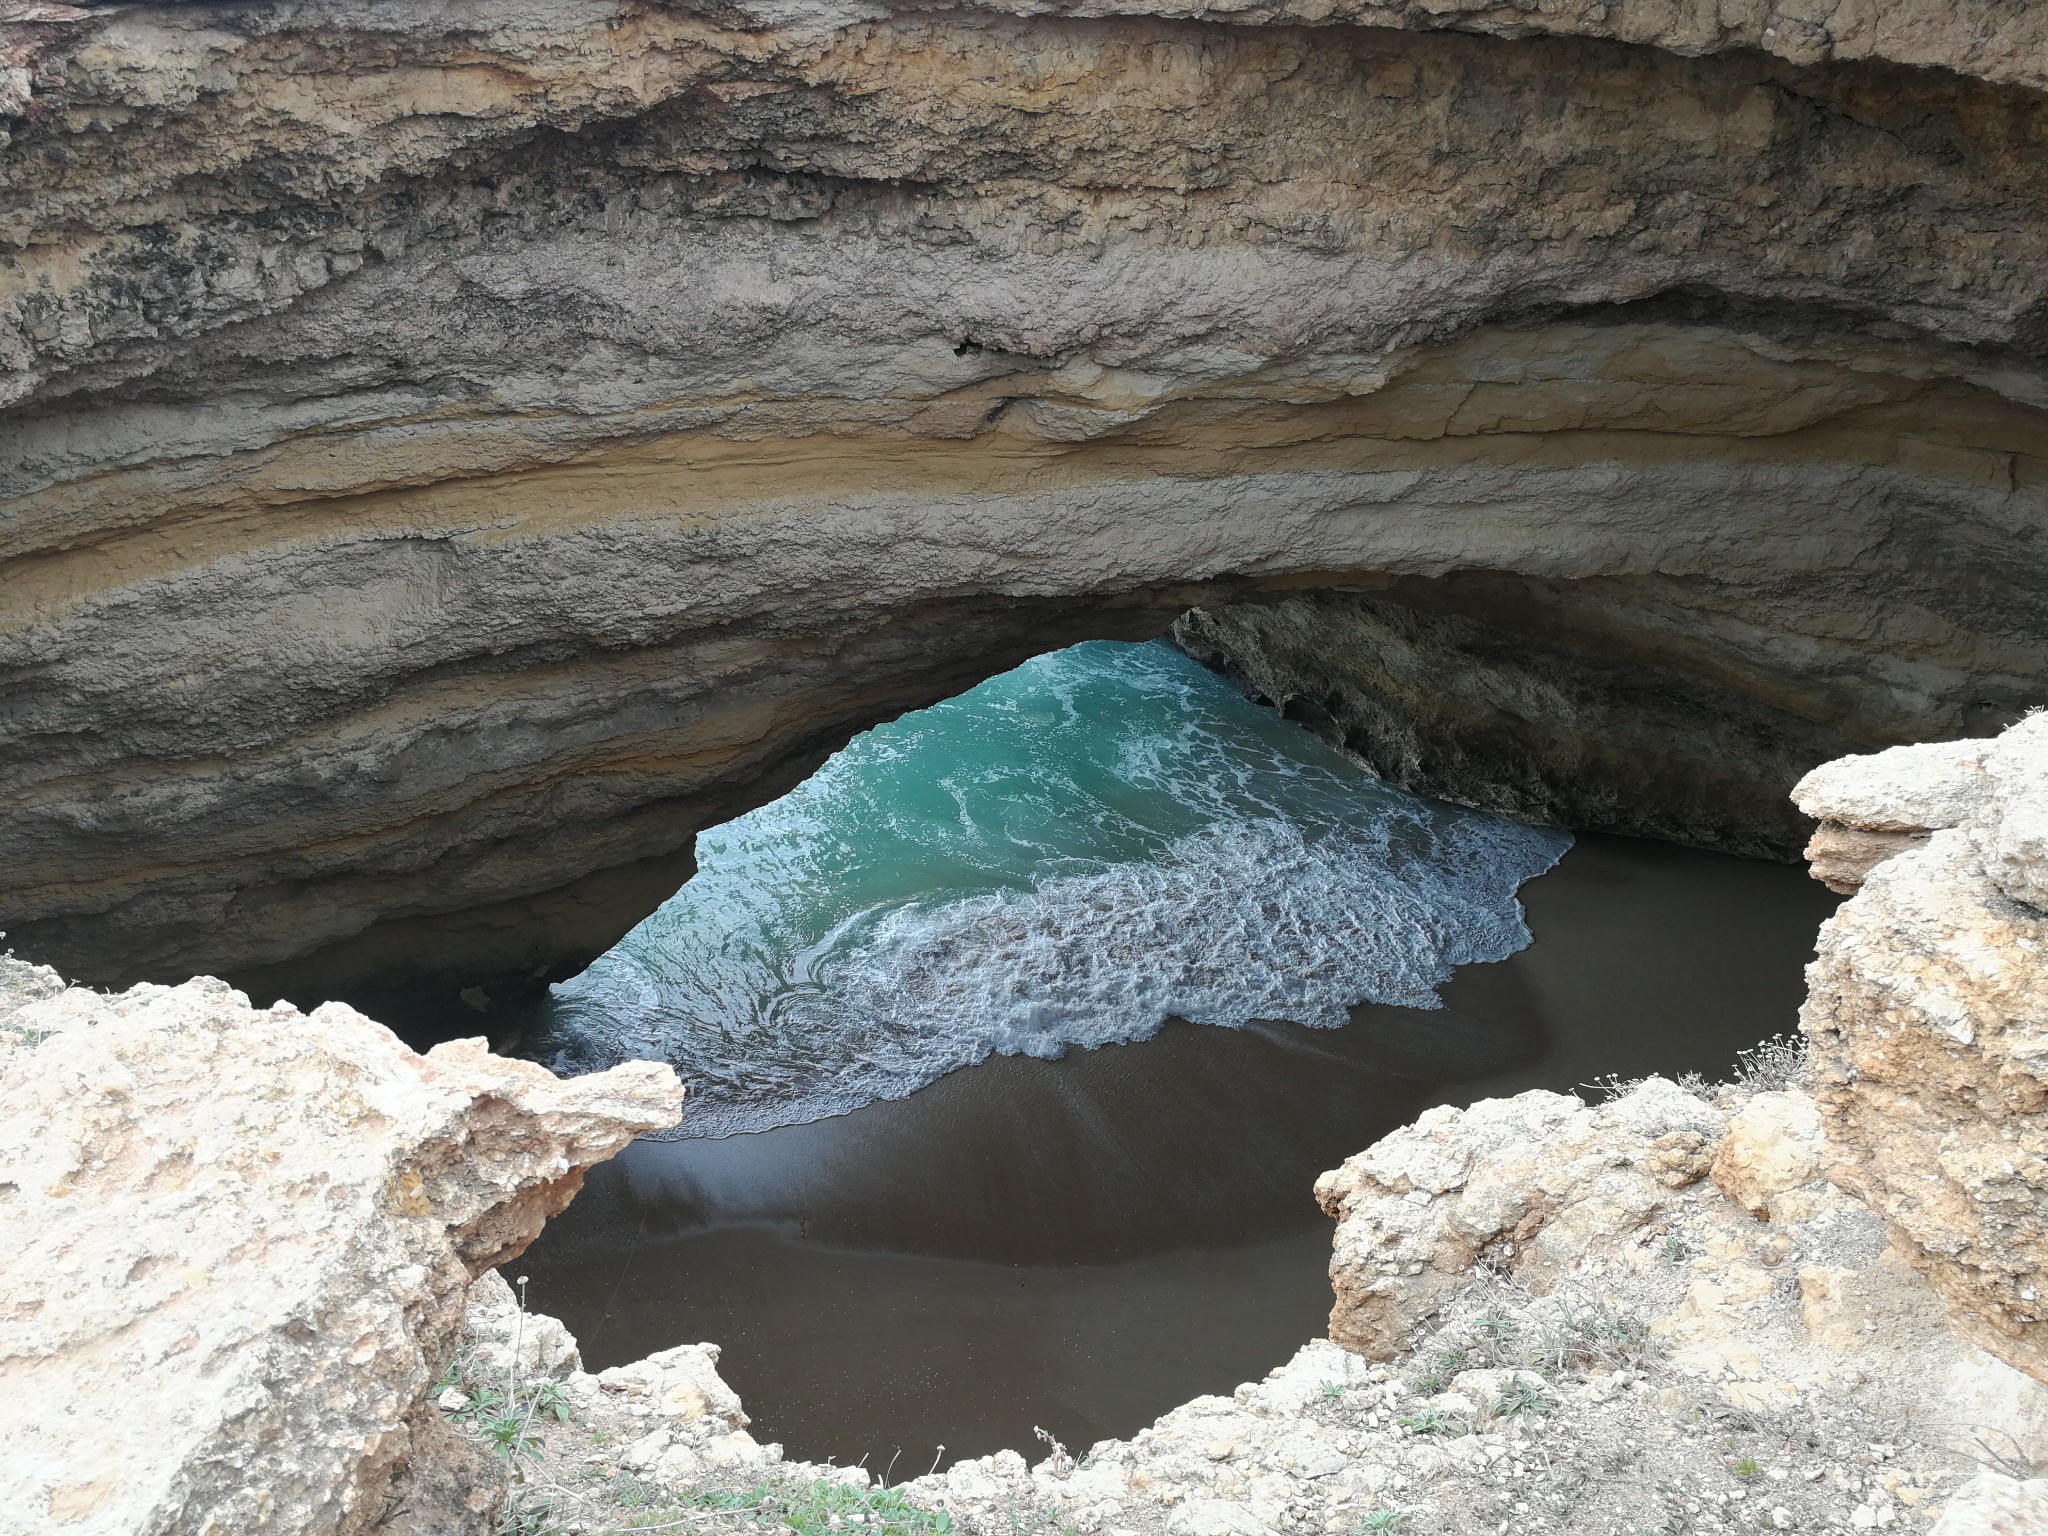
[1793,738,1998,893]
[0,955,682,1536]
[1932,1474,2048,1536]
[1794,715,2048,1386]
[4,0,2048,1011]
[501,1076,2045,1534]
[1312,1079,1725,1358]
[1279,1079,2048,1530]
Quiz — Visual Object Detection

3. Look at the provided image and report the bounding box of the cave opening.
[220,547,1966,1053]
[487,628,1841,1469]
[8,1,2048,1520]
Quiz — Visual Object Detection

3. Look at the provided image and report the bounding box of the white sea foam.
[555,813,1566,1138]
[538,641,1572,1137]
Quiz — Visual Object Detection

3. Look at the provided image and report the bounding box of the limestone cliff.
[1314,1078,1726,1358]
[1794,715,2048,1385]
[0,956,682,1536]
[4,0,2048,1011]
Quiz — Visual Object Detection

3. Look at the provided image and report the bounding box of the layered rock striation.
[1172,579,1895,861]
[0,955,682,1536]
[4,0,2048,1007]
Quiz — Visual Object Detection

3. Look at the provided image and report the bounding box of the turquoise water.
[538,640,1572,1136]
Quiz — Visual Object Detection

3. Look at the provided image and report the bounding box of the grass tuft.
[1732,1034,1808,1095]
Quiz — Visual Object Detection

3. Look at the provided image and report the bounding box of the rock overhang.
[3,0,2048,1008]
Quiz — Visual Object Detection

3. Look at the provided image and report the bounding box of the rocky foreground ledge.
[7,716,2048,1535]
[455,1072,2048,1536]
[0,964,682,1534]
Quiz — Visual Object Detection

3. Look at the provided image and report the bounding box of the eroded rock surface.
[0,956,682,1536]
[1173,579,1890,861]
[485,1078,2048,1534]
[1793,739,1995,892]
[1710,1089,1826,1221]
[1796,715,2048,1386]
[4,0,2048,1007]
[1313,1079,1725,1357]
[1930,1474,2048,1536]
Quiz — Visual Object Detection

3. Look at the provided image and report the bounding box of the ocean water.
[535,639,1572,1136]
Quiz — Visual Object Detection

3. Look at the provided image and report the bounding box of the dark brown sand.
[516,833,1840,1470]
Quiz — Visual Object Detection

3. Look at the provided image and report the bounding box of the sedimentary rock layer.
[5,0,2048,1004]
[0,955,682,1536]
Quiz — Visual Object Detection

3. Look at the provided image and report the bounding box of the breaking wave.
[535,640,1571,1136]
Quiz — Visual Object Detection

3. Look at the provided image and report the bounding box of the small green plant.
[1321,1382,1348,1402]
[1586,1306,1650,1359]
[441,1275,580,1473]
[690,1480,957,1536]
[689,1489,761,1513]
[1406,1345,1471,1396]
[1472,1311,1518,1349]
[613,1474,661,1511]
[446,1376,569,1465]
[497,1496,570,1536]
[529,1383,572,1423]
[1358,1513,1410,1533]
[1662,1233,1688,1264]
[1496,1377,1550,1421]
[1396,1407,1468,1437]
[1522,1289,1653,1377]
[476,1403,545,1461]
[1730,1457,1762,1479]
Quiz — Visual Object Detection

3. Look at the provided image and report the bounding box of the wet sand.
[516,833,1840,1469]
